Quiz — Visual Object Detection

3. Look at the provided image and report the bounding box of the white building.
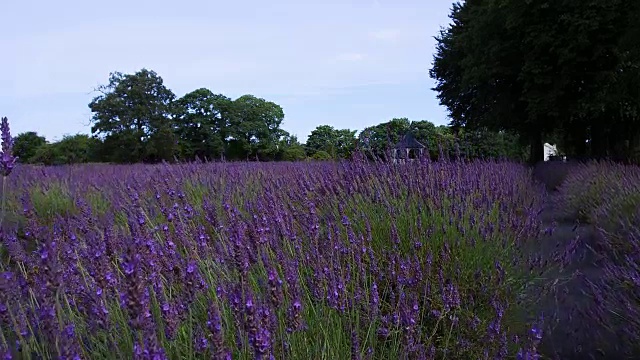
[543,143,558,161]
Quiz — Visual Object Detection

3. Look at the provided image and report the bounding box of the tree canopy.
[89,68,177,163]
[306,125,357,160]
[430,0,640,163]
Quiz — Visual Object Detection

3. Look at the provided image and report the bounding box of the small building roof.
[394,132,425,149]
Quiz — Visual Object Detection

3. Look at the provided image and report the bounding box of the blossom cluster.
[0,117,17,177]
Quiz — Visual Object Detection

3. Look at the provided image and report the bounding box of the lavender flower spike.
[0,117,17,177]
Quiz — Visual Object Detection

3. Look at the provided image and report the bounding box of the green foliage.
[274,134,305,162]
[311,150,332,161]
[13,131,47,163]
[28,144,57,165]
[55,134,102,164]
[431,0,640,163]
[305,125,357,159]
[89,68,177,163]
[358,118,411,157]
[458,128,527,162]
[229,94,286,161]
[28,134,101,165]
[281,146,307,162]
[356,118,526,161]
[173,88,233,161]
[29,182,76,224]
[18,63,534,166]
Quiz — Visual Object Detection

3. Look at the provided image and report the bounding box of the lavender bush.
[551,160,640,357]
[556,160,640,233]
[0,155,549,358]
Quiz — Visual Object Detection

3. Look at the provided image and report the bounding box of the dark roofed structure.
[392,132,426,163]
[394,132,425,150]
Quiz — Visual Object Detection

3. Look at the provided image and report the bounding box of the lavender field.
[0,158,639,359]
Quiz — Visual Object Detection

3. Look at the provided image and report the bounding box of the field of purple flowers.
[1,113,639,360]
[0,156,555,359]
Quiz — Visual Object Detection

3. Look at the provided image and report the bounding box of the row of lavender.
[0,154,550,359]
[554,160,640,350]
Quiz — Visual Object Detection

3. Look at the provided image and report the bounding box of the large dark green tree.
[431,0,640,163]
[89,68,177,163]
[227,95,286,161]
[173,88,233,161]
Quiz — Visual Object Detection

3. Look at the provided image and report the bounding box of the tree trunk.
[609,119,627,162]
[573,127,588,159]
[632,128,640,164]
[590,120,607,160]
[528,131,544,165]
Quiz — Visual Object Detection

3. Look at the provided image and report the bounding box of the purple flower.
[207,302,228,360]
[0,117,16,176]
[516,348,541,360]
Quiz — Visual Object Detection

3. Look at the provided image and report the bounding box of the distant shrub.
[311,150,332,160]
[282,147,307,161]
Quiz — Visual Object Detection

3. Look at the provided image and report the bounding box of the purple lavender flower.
[58,324,82,360]
[0,348,11,360]
[207,302,228,360]
[0,117,16,177]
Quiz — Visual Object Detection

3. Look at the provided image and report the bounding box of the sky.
[1,0,455,143]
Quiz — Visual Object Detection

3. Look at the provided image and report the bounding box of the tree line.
[431,0,640,164]
[13,68,529,165]
[12,1,640,165]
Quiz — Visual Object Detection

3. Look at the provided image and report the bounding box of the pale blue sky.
[1,0,454,143]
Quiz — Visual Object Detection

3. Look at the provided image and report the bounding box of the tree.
[173,88,233,161]
[29,144,58,166]
[305,125,357,159]
[89,68,177,163]
[13,132,47,163]
[54,134,102,164]
[430,0,639,163]
[457,128,527,161]
[306,125,337,157]
[227,95,285,161]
